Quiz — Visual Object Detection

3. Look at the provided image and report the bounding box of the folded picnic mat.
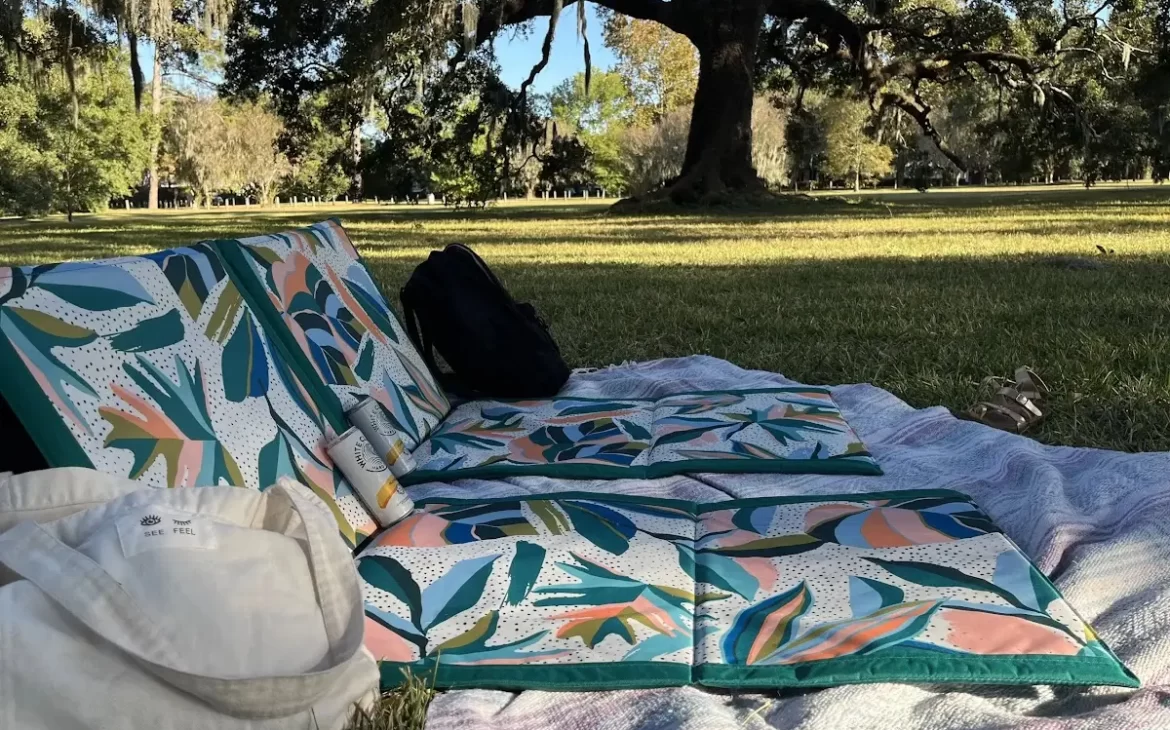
[357,490,1137,690]
[403,389,880,483]
[0,219,880,543]
[0,243,376,546]
[216,220,450,450]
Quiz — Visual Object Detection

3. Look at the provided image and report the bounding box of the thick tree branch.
[878,90,967,172]
[475,0,688,44]
[769,0,864,64]
[880,50,1041,85]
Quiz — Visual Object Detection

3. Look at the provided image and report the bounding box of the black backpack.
[400,243,570,399]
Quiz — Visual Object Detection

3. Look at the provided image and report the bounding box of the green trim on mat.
[0,322,94,470]
[695,649,1140,689]
[379,660,692,691]
[411,488,973,513]
[401,454,882,486]
[378,649,1138,691]
[213,239,351,437]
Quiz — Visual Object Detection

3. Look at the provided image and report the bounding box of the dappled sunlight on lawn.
[2,186,1169,452]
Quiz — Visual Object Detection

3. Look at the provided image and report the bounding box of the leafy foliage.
[0,52,147,217]
[165,96,291,206]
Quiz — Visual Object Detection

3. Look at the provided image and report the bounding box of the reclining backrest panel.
[218,219,449,451]
[0,245,375,545]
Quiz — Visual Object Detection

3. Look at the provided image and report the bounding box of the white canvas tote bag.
[0,477,379,730]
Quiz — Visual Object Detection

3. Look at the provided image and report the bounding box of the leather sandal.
[963,369,1048,434]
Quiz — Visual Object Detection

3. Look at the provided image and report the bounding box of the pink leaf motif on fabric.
[363,617,418,662]
[939,608,1082,655]
[375,512,451,548]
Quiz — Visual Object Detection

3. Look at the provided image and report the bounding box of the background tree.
[222,0,1143,205]
[785,102,826,190]
[233,99,290,203]
[548,69,633,133]
[166,96,236,205]
[601,15,697,125]
[283,92,353,201]
[0,43,146,218]
[619,105,692,194]
[822,97,892,191]
[538,135,596,191]
[751,95,788,187]
[548,70,633,192]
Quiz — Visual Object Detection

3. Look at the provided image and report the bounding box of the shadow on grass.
[2,203,1170,266]
[1,195,1167,453]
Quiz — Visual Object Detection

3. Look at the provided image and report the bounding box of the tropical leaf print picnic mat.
[402,387,881,483]
[358,490,1137,691]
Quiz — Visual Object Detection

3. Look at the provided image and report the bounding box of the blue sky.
[494,6,616,94]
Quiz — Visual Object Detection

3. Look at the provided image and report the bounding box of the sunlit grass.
[347,670,435,730]
[3,184,1169,452]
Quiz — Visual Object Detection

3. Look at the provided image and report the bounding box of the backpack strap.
[400,283,473,398]
[399,284,440,378]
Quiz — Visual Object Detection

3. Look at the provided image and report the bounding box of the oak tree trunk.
[147,53,163,210]
[669,0,766,203]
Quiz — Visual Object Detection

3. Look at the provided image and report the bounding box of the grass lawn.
[3,184,1168,726]
[3,183,1168,452]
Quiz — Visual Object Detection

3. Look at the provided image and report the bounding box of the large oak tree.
[225,0,1141,203]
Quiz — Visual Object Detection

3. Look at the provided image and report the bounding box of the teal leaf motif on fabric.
[561,500,637,555]
[849,577,905,617]
[657,393,746,415]
[428,502,539,542]
[398,351,450,422]
[695,552,759,600]
[430,611,563,664]
[698,533,821,559]
[266,332,322,429]
[732,505,777,534]
[0,305,98,430]
[675,543,696,581]
[381,375,421,443]
[145,245,226,319]
[651,416,734,446]
[359,555,424,630]
[533,554,693,658]
[108,309,185,353]
[427,410,526,455]
[722,581,813,665]
[675,441,787,461]
[34,263,155,311]
[865,557,1034,611]
[505,541,546,605]
[552,400,642,418]
[506,420,648,467]
[758,600,941,665]
[992,550,1063,614]
[98,356,244,486]
[354,339,375,381]
[804,496,996,548]
[257,428,297,485]
[618,418,651,441]
[419,554,499,630]
[533,553,689,609]
[344,277,400,344]
[222,312,269,402]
